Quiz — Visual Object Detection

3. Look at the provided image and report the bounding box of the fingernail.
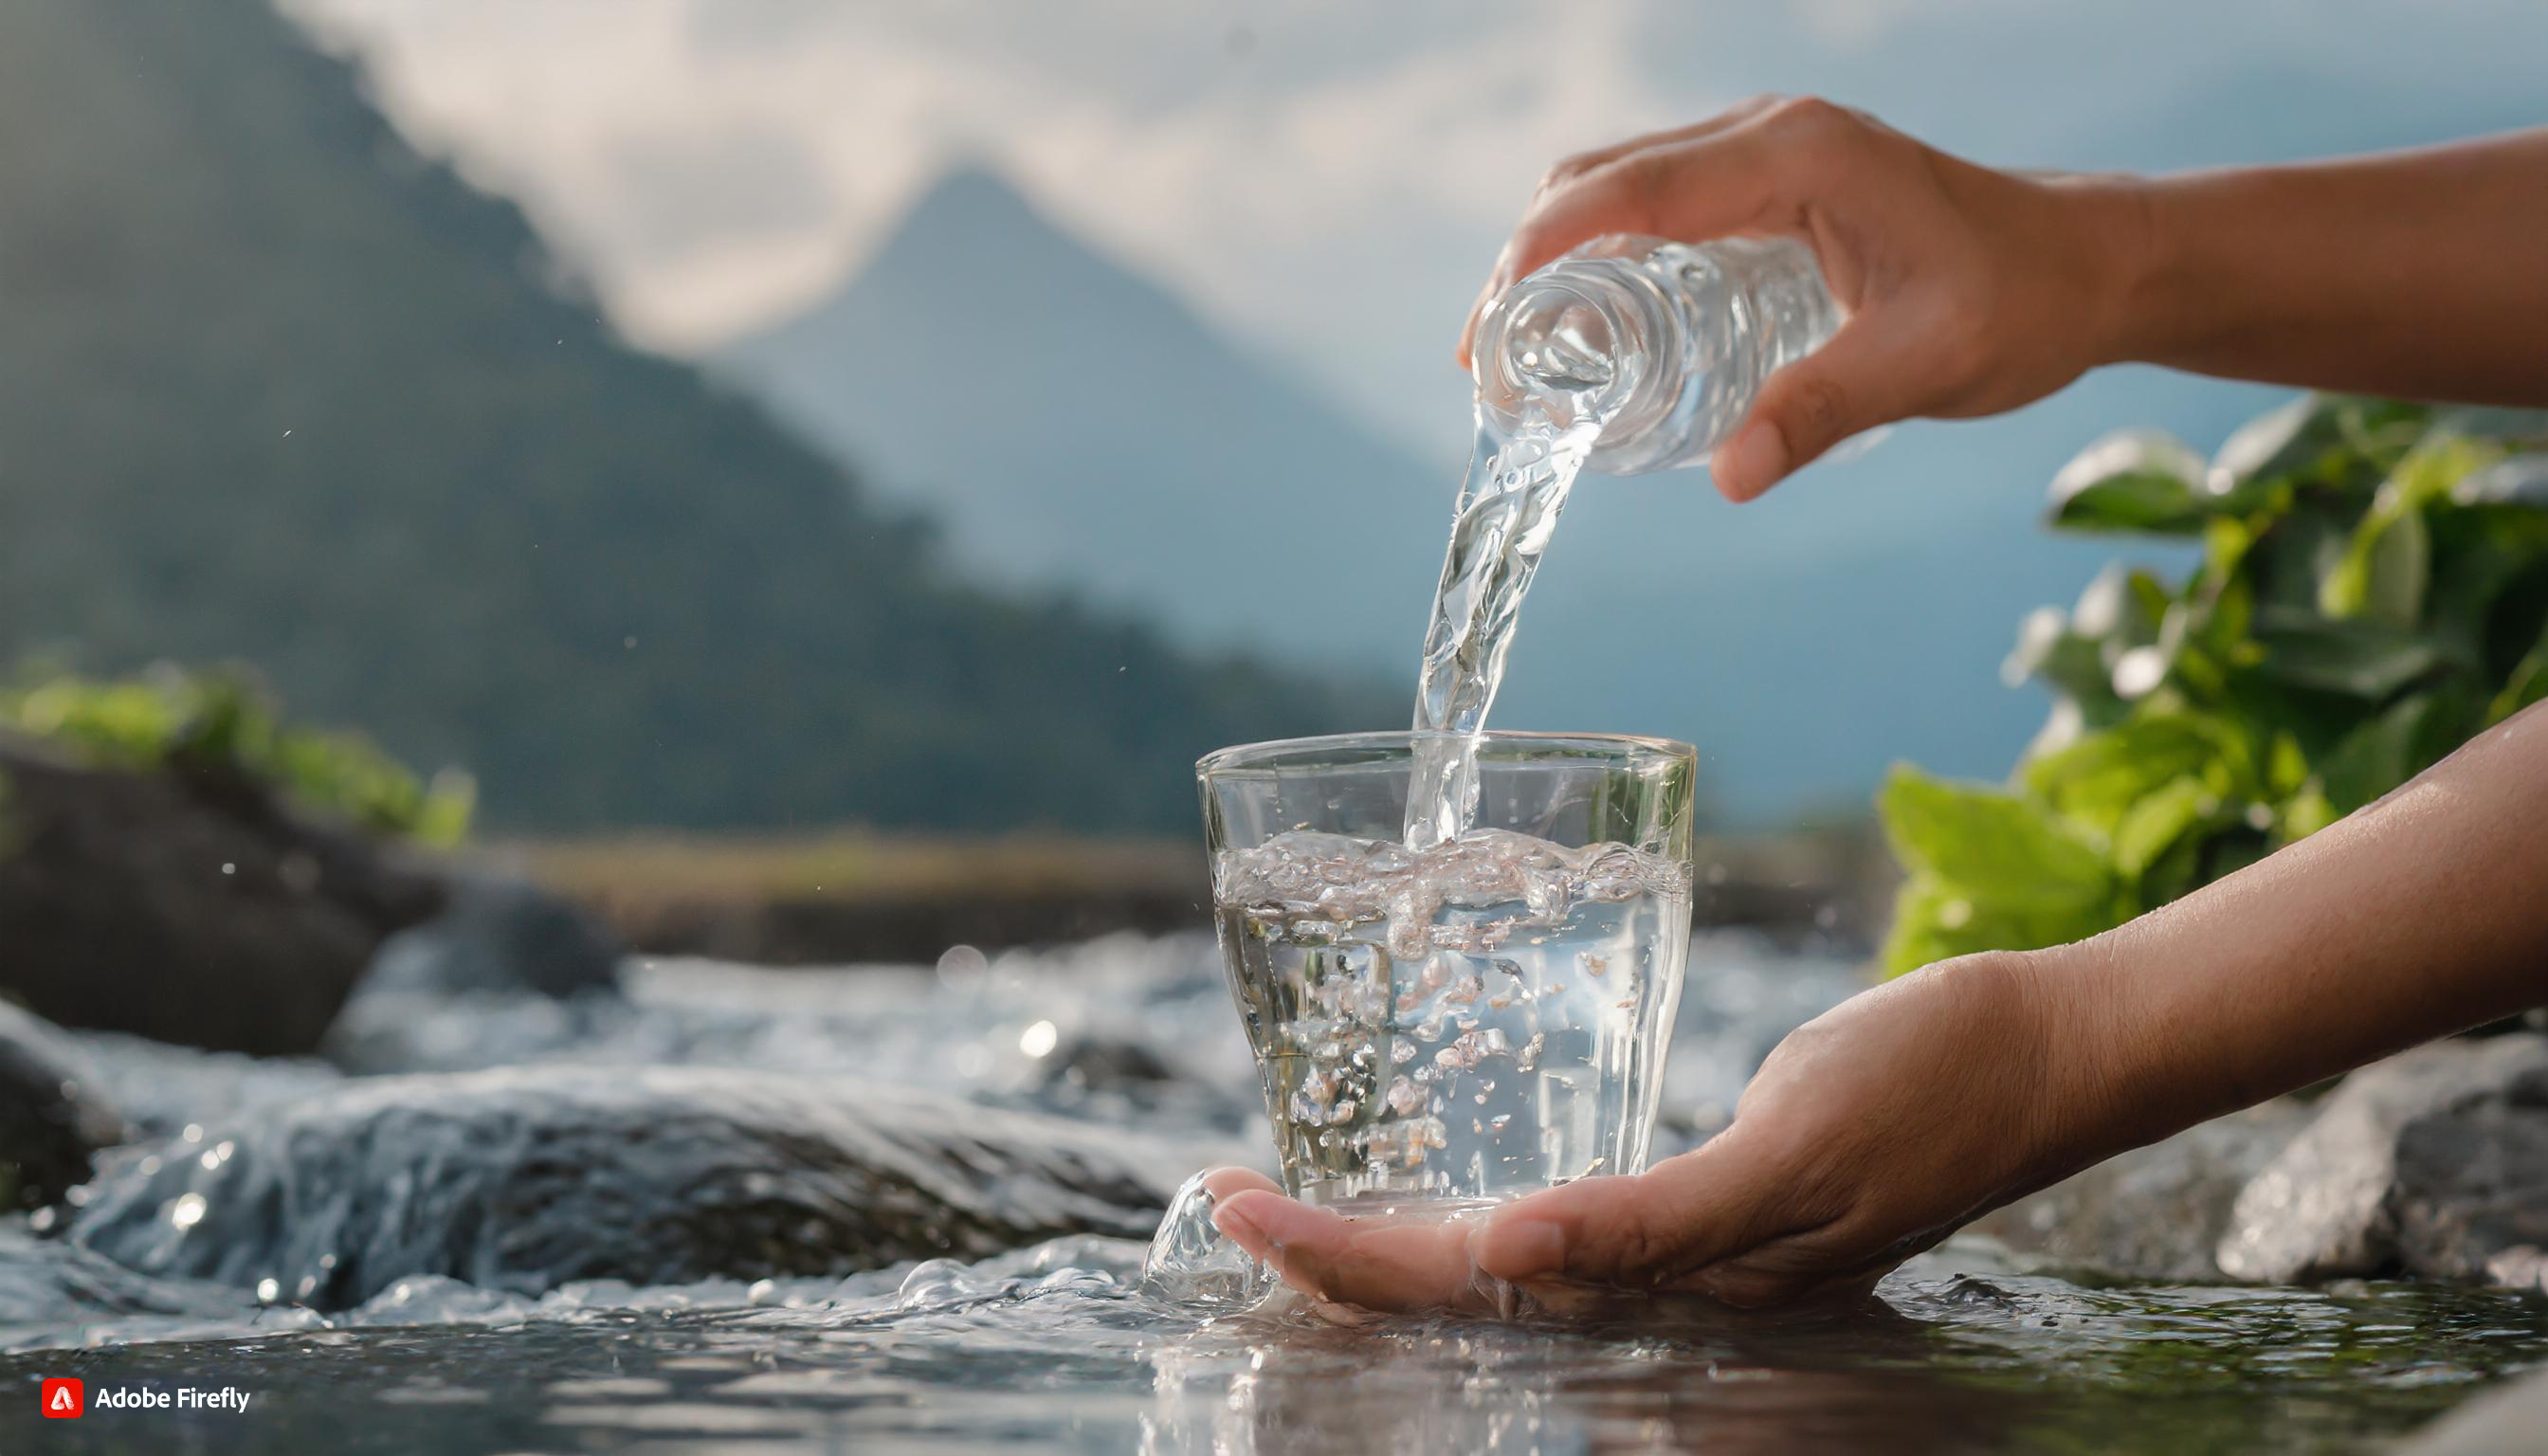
[1721,423,1790,500]
[1213,1203,1268,1255]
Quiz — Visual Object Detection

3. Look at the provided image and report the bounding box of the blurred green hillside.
[0,0,1387,832]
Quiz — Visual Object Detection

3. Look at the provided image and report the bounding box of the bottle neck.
[1472,259,1679,452]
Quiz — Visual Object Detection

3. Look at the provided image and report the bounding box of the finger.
[1212,1191,1495,1314]
[1709,317,1916,501]
[1476,1128,1799,1290]
[1531,97,1785,195]
[1458,129,1782,371]
[1197,1166,1283,1203]
[1499,127,1792,305]
[1678,1221,1891,1308]
[1460,98,1788,365]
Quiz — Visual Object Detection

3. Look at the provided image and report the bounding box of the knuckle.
[1614,151,1675,220]
[1772,94,1847,133]
[1606,1201,1683,1286]
[1538,153,1598,192]
[1786,373,1851,447]
[1764,96,1869,173]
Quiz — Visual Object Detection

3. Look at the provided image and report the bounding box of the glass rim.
[1196,729,1695,780]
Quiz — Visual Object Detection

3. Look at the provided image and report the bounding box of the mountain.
[0,0,1391,833]
[716,168,1450,665]
[715,164,2269,821]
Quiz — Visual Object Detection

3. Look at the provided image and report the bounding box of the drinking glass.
[1198,731,1695,1210]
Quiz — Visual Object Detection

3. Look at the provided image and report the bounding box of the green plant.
[1882,394,2548,974]
[1,664,473,846]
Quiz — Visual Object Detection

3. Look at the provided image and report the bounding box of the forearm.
[2098,129,2548,405]
[2034,700,2548,1156]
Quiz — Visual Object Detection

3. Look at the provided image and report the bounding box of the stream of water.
[1404,402,1606,850]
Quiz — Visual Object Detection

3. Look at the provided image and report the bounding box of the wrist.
[2004,935,2175,1169]
[2048,173,2172,370]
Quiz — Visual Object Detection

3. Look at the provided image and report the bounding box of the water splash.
[1140,1172,1278,1310]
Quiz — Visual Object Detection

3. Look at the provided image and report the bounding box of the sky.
[282,0,2548,461]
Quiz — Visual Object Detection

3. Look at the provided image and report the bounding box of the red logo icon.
[41,1378,82,1418]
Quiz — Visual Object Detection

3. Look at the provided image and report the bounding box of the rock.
[0,733,446,1055]
[59,1031,340,1141]
[355,876,622,1001]
[2218,1035,2548,1285]
[0,1003,127,1210]
[1035,1033,1184,1094]
[1972,1101,2313,1282]
[2398,1365,2548,1456]
[321,876,625,1068]
[1013,1031,1257,1135]
[66,1066,1199,1310]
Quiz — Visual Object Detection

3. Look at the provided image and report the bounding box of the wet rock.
[0,1003,128,1210]
[1036,1033,1183,1095]
[2400,1364,2548,1456]
[323,876,627,1072]
[66,1066,1200,1310]
[0,733,446,1055]
[0,1223,287,1351]
[355,875,622,1001]
[2218,1035,2548,1286]
[1972,1101,2313,1282]
[1018,1032,1255,1133]
[63,1031,340,1140]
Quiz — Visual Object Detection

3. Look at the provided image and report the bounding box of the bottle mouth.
[1474,280,1622,434]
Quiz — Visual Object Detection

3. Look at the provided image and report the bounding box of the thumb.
[1712,318,1912,502]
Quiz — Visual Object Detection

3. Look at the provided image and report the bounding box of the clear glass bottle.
[1471,235,1842,476]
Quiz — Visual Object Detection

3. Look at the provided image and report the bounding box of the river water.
[0,931,2539,1452]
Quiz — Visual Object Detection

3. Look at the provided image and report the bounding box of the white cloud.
[282,0,1676,383]
[281,0,2548,458]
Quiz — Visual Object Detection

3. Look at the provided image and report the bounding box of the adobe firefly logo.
[41,1378,82,1419]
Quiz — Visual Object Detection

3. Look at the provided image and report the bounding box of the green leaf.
[2022,714,2245,834]
[2322,436,2498,624]
[2320,503,2429,626]
[2111,775,2222,881]
[2428,407,2548,450]
[2489,619,2548,726]
[2250,608,2448,699]
[2048,429,2211,534]
[2452,452,2548,510]
[1879,765,2110,912]
[2210,396,2341,497]
[2279,788,2340,840]
[1879,874,2120,976]
[2213,394,2430,500]
[2311,690,2471,815]
[2426,506,2548,653]
[2003,607,2124,718]
[2199,829,2272,885]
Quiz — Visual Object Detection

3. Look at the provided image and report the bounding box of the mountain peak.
[874,161,1073,268]
[899,160,1043,231]
[716,158,1445,667]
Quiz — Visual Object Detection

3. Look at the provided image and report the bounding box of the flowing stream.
[0,932,2539,1451]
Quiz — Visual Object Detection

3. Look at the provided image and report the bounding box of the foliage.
[1882,395,2548,974]
[3,664,474,846]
